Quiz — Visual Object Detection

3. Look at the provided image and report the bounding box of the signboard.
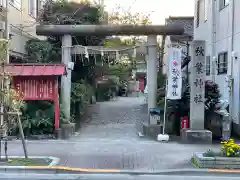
[190,40,206,130]
[167,47,182,99]
[13,77,56,100]
[149,114,162,125]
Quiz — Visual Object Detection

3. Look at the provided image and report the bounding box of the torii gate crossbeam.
[36,24,184,122]
[36,24,184,36]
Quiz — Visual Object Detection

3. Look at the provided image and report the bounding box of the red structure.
[181,116,189,129]
[136,72,146,92]
[4,64,66,131]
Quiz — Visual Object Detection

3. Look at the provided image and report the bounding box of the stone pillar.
[181,40,212,143]
[147,35,158,111]
[61,35,72,120]
[190,40,206,129]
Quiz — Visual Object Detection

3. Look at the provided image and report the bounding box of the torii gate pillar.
[147,35,158,111]
[61,35,72,120]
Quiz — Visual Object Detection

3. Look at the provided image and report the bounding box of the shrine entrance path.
[6,96,219,170]
[71,96,147,142]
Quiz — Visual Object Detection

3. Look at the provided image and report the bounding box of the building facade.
[0,0,45,61]
[193,0,240,134]
[163,16,194,80]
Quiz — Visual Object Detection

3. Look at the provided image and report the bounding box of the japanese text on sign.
[190,40,206,130]
[191,42,206,104]
[167,48,182,100]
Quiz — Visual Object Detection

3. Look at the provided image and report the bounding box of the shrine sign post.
[181,40,212,143]
[190,40,206,130]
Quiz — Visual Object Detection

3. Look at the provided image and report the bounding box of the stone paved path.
[5,97,219,171]
[71,96,147,141]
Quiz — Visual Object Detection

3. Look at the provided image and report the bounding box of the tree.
[39,0,104,46]
[29,0,105,82]
[108,5,151,46]
[0,39,27,159]
[108,5,151,25]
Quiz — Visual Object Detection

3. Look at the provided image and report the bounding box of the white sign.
[149,115,162,125]
[167,48,182,99]
[190,40,206,130]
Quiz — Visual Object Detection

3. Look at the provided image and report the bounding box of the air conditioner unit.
[0,21,5,31]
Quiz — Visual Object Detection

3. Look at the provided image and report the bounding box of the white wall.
[194,0,240,126]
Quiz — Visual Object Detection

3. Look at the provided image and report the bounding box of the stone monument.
[181,40,212,143]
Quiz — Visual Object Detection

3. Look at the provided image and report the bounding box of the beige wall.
[0,0,45,56]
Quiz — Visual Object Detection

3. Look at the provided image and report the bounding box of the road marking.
[208,169,240,173]
[26,166,121,172]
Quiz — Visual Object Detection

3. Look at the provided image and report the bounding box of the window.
[204,0,208,21]
[28,0,37,18]
[217,52,228,74]
[206,55,210,75]
[219,0,229,10]
[224,0,230,6]
[9,0,21,10]
[196,0,200,27]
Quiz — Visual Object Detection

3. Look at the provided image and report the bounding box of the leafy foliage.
[14,101,54,136]
[71,81,93,105]
[104,63,132,82]
[25,39,60,63]
[39,0,104,46]
[107,5,151,46]
[168,80,221,116]
[71,80,93,118]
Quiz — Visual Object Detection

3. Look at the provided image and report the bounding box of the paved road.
[5,97,219,171]
[1,172,240,180]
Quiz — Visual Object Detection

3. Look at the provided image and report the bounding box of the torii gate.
[36,24,184,120]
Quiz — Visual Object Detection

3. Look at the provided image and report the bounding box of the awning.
[2,64,66,76]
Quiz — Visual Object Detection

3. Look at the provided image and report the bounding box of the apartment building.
[0,0,45,62]
[194,0,240,134]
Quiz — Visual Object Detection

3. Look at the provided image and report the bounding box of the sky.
[103,0,194,24]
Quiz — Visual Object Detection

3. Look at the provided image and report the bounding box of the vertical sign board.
[167,47,182,100]
[190,40,206,130]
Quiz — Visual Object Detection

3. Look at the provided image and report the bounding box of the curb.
[0,166,238,174]
[0,156,60,168]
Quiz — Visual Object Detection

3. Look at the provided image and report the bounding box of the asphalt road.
[0,172,240,180]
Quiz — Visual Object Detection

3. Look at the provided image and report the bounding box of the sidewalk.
[5,138,219,170]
